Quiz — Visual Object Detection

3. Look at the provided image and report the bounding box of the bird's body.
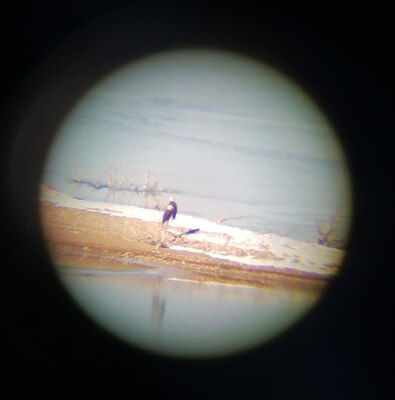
[162,198,177,224]
[156,197,178,249]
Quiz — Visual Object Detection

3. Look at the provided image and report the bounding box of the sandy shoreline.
[40,199,339,288]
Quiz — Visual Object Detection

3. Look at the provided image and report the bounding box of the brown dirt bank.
[40,201,328,289]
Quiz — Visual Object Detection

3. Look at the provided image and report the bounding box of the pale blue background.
[42,49,352,241]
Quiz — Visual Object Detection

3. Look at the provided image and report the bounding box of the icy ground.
[40,186,346,277]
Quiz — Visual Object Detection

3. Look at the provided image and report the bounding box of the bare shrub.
[67,167,163,209]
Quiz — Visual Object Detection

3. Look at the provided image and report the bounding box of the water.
[60,265,320,358]
[42,50,352,241]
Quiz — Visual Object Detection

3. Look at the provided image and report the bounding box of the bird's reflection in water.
[151,279,166,329]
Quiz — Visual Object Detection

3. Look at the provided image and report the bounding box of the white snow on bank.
[40,186,346,277]
[40,185,262,240]
[41,185,162,222]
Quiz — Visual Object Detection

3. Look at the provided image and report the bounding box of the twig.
[216,215,253,224]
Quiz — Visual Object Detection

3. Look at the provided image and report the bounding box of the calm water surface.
[43,50,352,242]
[60,264,320,358]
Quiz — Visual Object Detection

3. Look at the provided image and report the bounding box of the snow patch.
[41,186,346,277]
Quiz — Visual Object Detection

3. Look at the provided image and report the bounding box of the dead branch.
[316,214,339,246]
[216,215,253,224]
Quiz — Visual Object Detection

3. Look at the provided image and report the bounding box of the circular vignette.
[5,6,356,361]
[39,47,352,358]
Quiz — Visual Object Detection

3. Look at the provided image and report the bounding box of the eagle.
[162,197,177,224]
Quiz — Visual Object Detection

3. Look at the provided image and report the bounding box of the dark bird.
[162,196,177,224]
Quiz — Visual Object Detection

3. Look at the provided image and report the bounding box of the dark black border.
[1,2,393,398]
